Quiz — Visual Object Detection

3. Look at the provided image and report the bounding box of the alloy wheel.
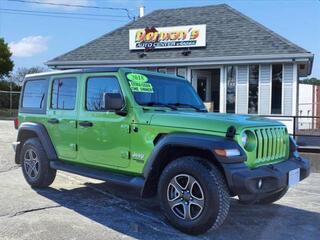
[167,174,205,220]
[24,149,40,180]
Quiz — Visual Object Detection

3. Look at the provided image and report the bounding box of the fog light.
[257,179,263,189]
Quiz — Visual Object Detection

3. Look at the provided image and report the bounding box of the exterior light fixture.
[182,49,191,56]
[138,52,147,58]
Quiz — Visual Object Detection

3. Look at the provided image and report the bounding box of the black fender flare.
[15,122,57,164]
[141,133,246,197]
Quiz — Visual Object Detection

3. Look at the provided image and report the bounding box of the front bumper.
[222,156,310,196]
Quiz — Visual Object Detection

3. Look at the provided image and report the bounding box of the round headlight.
[241,131,248,146]
[240,130,256,152]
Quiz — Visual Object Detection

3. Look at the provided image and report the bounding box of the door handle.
[48,118,59,124]
[79,121,93,127]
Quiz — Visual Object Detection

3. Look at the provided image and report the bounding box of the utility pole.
[9,77,12,118]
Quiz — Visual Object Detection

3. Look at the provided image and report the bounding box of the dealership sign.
[129,25,206,50]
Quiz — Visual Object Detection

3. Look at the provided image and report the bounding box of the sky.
[0,0,319,78]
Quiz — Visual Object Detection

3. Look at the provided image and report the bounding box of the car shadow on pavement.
[35,181,320,240]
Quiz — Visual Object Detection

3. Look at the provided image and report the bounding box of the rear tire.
[20,138,56,188]
[158,157,230,235]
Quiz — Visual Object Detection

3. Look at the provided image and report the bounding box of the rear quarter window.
[21,79,48,113]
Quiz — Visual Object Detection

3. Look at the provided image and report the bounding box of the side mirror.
[104,93,126,116]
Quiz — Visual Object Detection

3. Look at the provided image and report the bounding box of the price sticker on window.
[127,73,148,83]
[127,73,153,93]
[129,81,153,93]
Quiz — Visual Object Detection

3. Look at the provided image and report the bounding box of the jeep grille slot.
[253,127,288,164]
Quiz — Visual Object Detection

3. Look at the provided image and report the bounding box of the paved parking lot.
[0,120,319,240]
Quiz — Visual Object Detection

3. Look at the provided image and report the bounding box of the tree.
[299,77,320,85]
[0,80,21,110]
[0,38,14,79]
[0,66,47,110]
[0,80,21,91]
[5,66,48,85]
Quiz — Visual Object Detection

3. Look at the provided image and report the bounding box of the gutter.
[46,53,314,70]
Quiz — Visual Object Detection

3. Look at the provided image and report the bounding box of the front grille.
[253,127,288,163]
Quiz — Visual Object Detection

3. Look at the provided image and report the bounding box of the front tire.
[158,157,230,235]
[20,138,56,188]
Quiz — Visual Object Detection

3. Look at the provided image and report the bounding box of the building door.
[212,69,220,112]
[197,77,207,101]
[192,69,221,112]
[192,70,212,101]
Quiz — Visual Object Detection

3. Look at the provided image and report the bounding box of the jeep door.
[77,74,130,169]
[46,76,78,161]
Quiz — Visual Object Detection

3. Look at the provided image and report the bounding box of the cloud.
[9,36,49,57]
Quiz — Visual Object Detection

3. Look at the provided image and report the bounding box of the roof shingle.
[47,4,310,66]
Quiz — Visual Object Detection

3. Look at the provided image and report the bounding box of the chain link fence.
[0,90,21,119]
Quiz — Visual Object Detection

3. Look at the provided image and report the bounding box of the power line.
[8,0,134,19]
[0,7,127,18]
[0,10,128,22]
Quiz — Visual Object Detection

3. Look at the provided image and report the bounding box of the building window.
[271,64,283,114]
[166,67,175,75]
[176,67,187,79]
[146,67,157,72]
[22,79,47,109]
[51,78,77,110]
[226,66,236,113]
[248,65,259,114]
[86,76,122,111]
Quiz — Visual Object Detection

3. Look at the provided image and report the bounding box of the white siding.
[220,66,226,113]
[259,64,271,114]
[283,63,294,115]
[236,65,248,114]
[298,84,315,129]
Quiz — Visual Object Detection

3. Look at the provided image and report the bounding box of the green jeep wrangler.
[13,68,310,235]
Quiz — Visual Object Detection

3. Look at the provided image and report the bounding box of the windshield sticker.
[129,81,153,93]
[127,73,148,83]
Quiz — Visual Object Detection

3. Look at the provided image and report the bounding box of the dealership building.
[47,4,314,119]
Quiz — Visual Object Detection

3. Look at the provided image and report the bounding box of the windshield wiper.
[168,103,207,112]
[140,101,177,110]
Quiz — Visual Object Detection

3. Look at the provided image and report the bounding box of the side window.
[271,64,283,114]
[22,79,47,109]
[86,76,121,111]
[248,65,259,114]
[226,65,236,113]
[51,78,77,110]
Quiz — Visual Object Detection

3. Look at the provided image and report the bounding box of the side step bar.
[50,161,145,192]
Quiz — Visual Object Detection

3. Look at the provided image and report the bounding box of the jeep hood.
[149,111,284,134]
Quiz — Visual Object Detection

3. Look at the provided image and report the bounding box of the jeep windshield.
[126,73,207,112]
